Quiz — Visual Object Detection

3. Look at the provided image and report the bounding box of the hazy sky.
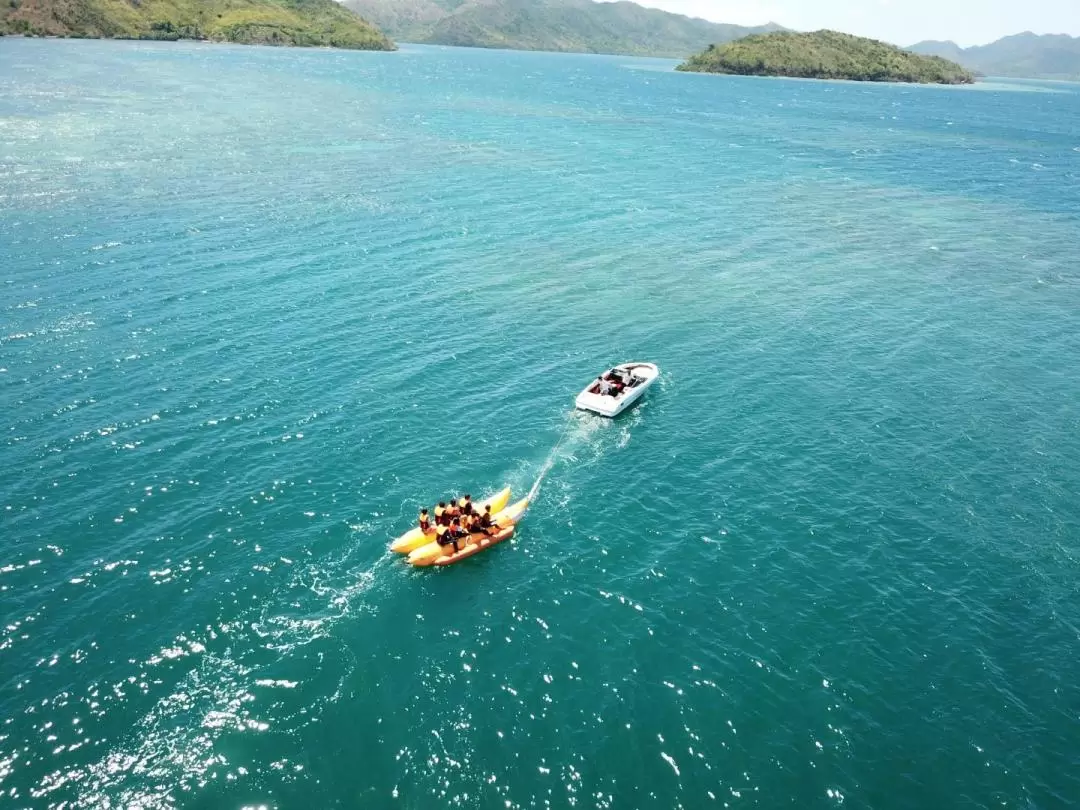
[614,0,1080,46]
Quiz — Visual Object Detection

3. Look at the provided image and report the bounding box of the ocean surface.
[2,38,1079,810]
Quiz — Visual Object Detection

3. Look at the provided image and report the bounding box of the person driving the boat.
[419,508,431,532]
[598,375,615,396]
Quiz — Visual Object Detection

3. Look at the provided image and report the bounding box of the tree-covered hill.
[344,0,784,58]
[679,30,975,84]
[0,0,395,50]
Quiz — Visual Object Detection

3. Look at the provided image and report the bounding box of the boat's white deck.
[575,362,658,417]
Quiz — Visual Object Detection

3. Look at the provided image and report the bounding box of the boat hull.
[433,525,516,566]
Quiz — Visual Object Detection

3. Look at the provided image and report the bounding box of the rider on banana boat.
[437,521,464,552]
[449,518,468,551]
[474,504,497,536]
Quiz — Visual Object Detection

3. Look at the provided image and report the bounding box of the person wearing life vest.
[475,504,496,536]
[434,502,447,526]
[435,524,451,548]
[447,518,466,552]
[419,508,431,533]
[445,499,460,523]
[459,494,473,516]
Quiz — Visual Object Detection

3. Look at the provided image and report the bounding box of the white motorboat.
[574,362,660,417]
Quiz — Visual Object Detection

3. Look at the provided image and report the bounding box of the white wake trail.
[526,410,604,502]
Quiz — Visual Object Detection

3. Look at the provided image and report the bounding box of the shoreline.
[1,30,395,51]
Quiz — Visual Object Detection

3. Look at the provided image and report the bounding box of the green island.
[678,30,975,84]
[0,0,395,50]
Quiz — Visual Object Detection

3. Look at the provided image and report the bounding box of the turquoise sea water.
[2,37,1080,809]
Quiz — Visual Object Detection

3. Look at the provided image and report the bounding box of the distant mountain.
[910,32,1080,80]
[343,0,785,57]
[907,39,967,64]
[0,0,394,50]
[679,30,974,84]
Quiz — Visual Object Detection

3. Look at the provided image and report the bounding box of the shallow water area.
[2,39,1080,810]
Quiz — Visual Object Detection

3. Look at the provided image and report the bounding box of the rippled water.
[2,38,1079,810]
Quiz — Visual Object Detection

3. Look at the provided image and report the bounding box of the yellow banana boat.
[407,497,529,567]
[389,486,511,554]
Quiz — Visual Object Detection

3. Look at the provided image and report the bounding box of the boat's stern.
[575,390,621,417]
